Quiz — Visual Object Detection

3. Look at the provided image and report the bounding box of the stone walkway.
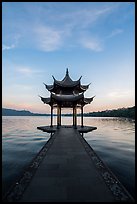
[17,127,133,202]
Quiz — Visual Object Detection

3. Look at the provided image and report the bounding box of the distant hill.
[2,108,50,116]
[63,106,135,119]
[2,106,135,119]
[84,106,135,119]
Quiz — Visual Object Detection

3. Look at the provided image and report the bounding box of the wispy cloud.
[107,29,123,39]
[2,43,16,51]
[2,3,125,52]
[68,6,115,29]
[5,3,121,52]
[17,66,44,76]
[107,90,134,99]
[80,37,103,52]
[2,34,21,51]
[79,28,123,52]
[18,67,34,74]
[30,4,117,52]
[34,25,63,52]
[44,3,117,30]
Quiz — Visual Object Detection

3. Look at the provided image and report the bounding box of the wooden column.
[57,105,60,128]
[73,106,75,126]
[74,106,77,128]
[60,106,61,126]
[81,105,84,127]
[50,105,53,127]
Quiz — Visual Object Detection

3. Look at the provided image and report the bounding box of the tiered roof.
[44,68,90,94]
[40,69,94,107]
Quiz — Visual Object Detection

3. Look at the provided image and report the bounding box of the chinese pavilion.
[39,69,95,128]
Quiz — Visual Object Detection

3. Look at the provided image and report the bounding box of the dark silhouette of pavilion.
[39,68,95,128]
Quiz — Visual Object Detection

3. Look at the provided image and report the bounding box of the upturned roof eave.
[39,95,51,105]
[84,96,95,104]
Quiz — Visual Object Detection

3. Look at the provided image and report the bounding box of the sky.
[2,2,135,114]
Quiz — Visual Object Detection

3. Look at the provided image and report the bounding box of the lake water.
[2,116,135,198]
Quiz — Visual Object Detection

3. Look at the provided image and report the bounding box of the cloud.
[107,90,134,99]
[107,29,123,38]
[80,37,103,52]
[31,5,114,52]
[2,43,16,51]
[18,67,33,74]
[34,25,63,51]
[2,34,21,51]
[78,28,123,52]
[46,3,116,30]
[2,3,124,52]
[17,66,44,76]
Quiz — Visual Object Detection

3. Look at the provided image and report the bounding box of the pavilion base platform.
[37,125,97,133]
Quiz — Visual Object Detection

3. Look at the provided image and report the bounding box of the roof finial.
[66,68,69,76]
[52,75,55,80]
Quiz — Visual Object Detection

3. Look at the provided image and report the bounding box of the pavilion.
[39,68,95,128]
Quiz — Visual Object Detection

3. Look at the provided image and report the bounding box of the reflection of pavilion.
[39,69,95,128]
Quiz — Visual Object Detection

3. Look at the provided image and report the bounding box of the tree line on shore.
[83,106,135,119]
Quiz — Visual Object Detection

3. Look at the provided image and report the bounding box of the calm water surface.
[2,116,135,198]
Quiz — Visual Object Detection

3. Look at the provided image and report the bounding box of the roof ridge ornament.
[52,75,56,80]
[79,76,82,81]
[66,68,69,76]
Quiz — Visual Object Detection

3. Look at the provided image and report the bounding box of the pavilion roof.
[40,68,94,108]
[52,68,81,88]
[43,69,90,94]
